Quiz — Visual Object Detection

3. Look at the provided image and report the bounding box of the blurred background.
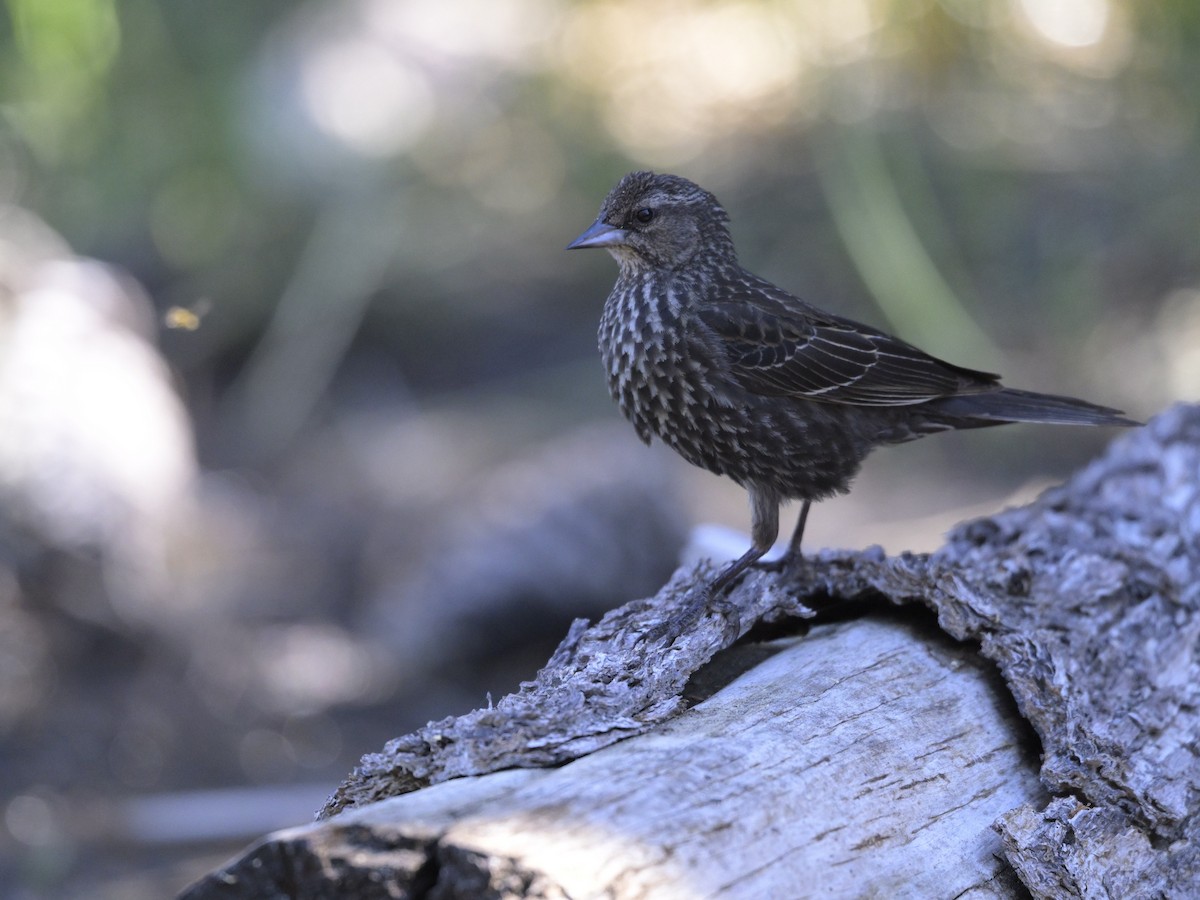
[0,0,1195,895]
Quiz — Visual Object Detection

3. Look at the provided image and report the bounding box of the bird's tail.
[929,388,1139,428]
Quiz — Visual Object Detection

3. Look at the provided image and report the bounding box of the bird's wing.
[695,285,999,406]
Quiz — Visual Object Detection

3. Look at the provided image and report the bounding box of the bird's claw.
[637,582,742,647]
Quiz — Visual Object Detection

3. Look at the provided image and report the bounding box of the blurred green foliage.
[1,0,1196,456]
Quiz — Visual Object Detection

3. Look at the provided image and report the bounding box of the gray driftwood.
[183,404,1200,899]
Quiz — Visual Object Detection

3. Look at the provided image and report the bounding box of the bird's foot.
[638,580,742,647]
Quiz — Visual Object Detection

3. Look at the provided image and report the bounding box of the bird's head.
[567,172,734,272]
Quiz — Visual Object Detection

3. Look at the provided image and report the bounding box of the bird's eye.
[634,207,654,224]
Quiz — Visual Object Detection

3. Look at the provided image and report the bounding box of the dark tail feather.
[930,388,1140,428]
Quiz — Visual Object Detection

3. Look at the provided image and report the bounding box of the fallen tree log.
[183,403,1200,899]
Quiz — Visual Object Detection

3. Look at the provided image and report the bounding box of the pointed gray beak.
[566,218,627,250]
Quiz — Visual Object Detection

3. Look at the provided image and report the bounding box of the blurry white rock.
[0,205,198,620]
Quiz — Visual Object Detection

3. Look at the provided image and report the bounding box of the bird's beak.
[566,219,627,250]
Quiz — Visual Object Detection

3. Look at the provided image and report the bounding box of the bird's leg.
[708,542,770,596]
[639,487,778,645]
[783,499,812,562]
[755,500,811,574]
[709,484,780,595]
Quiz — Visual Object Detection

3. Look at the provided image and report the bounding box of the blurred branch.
[813,126,1003,369]
[220,184,404,465]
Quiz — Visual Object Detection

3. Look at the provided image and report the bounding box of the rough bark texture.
[182,403,1200,899]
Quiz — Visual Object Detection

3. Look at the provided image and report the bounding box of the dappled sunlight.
[276,0,563,164]
[364,0,560,67]
[302,36,434,157]
[953,0,1133,75]
[1017,0,1112,50]
[280,0,891,168]
[556,0,875,163]
[247,0,1161,201]
[253,0,1155,198]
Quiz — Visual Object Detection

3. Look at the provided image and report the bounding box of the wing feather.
[695,280,998,407]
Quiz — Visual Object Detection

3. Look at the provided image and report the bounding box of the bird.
[567,171,1138,597]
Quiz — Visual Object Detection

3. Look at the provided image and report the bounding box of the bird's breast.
[598,277,717,447]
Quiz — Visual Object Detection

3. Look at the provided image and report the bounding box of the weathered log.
[182,404,1200,898]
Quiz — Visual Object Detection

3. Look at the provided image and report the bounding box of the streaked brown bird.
[568,171,1137,596]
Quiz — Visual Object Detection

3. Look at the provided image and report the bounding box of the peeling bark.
[182,404,1200,899]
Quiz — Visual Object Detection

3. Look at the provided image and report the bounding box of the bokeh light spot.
[5,792,59,847]
[365,0,559,67]
[301,37,433,156]
[1018,0,1109,48]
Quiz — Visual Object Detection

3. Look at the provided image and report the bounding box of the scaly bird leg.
[709,483,781,595]
[709,542,771,596]
[782,499,812,563]
[755,499,811,575]
[640,486,780,644]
